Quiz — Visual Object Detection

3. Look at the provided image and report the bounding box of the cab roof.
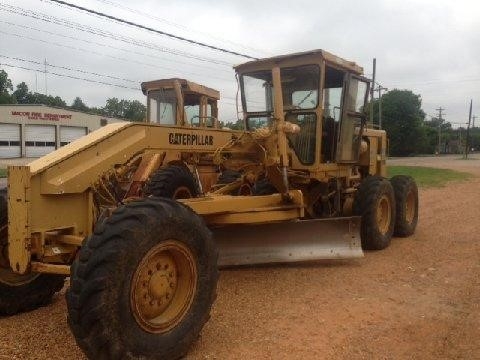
[234,49,363,75]
[141,78,220,100]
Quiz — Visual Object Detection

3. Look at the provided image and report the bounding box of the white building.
[0,104,125,158]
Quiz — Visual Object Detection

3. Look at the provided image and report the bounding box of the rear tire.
[67,197,218,359]
[252,178,277,195]
[0,188,65,316]
[0,187,7,227]
[0,272,66,316]
[216,170,242,195]
[0,187,7,264]
[354,176,396,250]
[145,165,199,199]
[217,169,241,185]
[391,175,418,237]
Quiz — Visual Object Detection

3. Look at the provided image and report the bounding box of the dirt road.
[1,155,479,359]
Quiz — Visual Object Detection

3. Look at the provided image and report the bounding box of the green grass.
[0,169,6,178]
[387,166,472,187]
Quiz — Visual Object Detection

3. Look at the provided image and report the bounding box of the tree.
[89,106,105,116]
[421,122,438,154]
[103,97,123,117]
[13,82,30,104]
[0,69,16,104]
[0,67,144,120]
[0,69,13,93]
[71,97,89,112]
[26,93,67,107]
[123,100,146,122]
[102,98,146,121]
[369,89,427,156]
[222,119,244,130]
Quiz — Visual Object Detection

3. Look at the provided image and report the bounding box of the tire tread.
[67,197,218,359]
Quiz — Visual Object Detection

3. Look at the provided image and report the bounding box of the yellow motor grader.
[0,49,418,359]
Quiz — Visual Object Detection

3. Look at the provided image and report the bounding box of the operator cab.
[235,50,370,168]
[141,78,220,128]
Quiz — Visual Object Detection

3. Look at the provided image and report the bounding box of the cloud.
[1,0,479,123]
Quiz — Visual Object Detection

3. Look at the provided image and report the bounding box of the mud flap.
[212,216,363,267]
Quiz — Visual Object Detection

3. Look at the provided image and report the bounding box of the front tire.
[354,176,396,250]
[67,198,218,359]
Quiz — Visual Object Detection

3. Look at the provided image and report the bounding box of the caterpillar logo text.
[168,132,214,146]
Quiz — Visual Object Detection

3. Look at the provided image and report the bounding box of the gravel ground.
[0,155,479,359]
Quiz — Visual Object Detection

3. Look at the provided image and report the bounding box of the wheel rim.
[131,240,197,333]
[376,194,391,235]
[172,186,193,199]
[405,189,416,224]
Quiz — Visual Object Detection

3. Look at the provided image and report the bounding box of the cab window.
[148,89,176,125]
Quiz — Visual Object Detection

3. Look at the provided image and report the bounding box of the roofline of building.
[0,103,130,121]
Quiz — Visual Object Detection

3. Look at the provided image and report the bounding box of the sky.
[1,0,479,126]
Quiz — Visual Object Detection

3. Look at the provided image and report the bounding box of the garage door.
[25,124,56,157]
[0,123,21,158]
[60,126,87,146]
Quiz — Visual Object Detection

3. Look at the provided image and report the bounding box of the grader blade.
[213,216,363,267]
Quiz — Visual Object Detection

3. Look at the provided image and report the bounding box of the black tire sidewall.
[69,199,217,359]
[253,178,277,195]
[0,274,65,315]
[217,170,241,185]
[355,176,396,250]
[0,188,7,226]
[147,166,199,199]
[391,175,419,237]
[117,214,215,356]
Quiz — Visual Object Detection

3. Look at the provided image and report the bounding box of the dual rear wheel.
[355,175,418,250]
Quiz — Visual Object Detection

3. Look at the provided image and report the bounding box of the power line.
[0,62,140,90]
[0,4,233,67]
[91,0,271,56]
[0,19,232,75]
[0,54,139,84]
[45,0,259,60]
[389,77,480,87]
[1,57,240,104]
[1,62,239,115]
[2,54,138,87]
[0,29,234,83]
[1,51,239,102]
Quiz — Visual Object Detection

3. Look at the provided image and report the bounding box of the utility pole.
[369,58,376,125]
[436,107,445,154]
[44,58,48,96]
[459,127,462,153]
[464,100,473,159]
[376,84,388,129]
